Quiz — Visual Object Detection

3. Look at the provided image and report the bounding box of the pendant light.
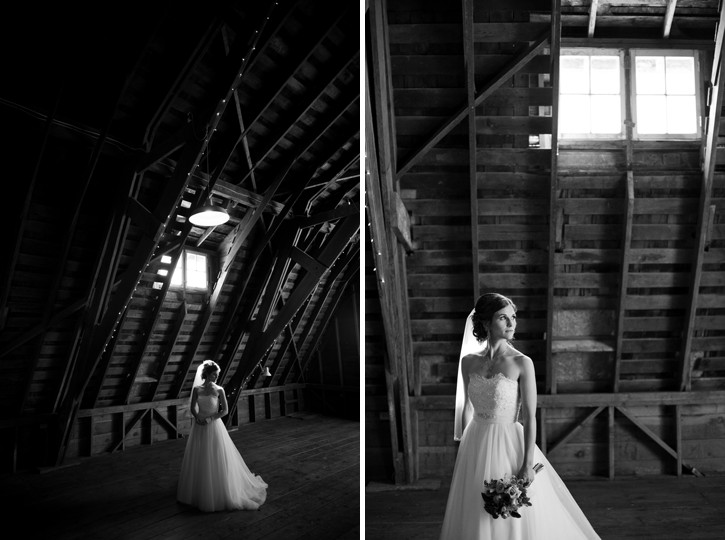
[189,137,229,227]
[189,199,230,227]
[262,366,272,377]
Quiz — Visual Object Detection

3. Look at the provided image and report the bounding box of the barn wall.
[374,1,725,481]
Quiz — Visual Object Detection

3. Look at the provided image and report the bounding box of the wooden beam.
[546,0,561,395]
[588,0,599,38]
[679,8,725,391]
[369,0,417,483]
[616,406,677,460]
[608,406,615,479]
[225,215,359,420]
[150,301,188,401]
[0,298,88,360]
[613,172,634,393]
[395,31,550,180]
[411,390,725,410]
[547,406,605,456]
[562,37,713,50]
[294,247,359,381]
[663,0,678,39]
[0,87,62,331]
[462,0,479,301]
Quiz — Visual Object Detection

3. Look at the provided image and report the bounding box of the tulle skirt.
[440,419,600,540]
[177,418,267,512]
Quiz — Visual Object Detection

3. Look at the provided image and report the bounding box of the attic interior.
[366,0,725,487]
[0,0,360,473]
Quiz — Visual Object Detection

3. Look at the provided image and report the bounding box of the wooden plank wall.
[381,0,725,480]
[389,0,552,477]
[364,216,395,482]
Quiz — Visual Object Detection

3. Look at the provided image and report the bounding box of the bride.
[440,293,600,539]
[177,359,267,512]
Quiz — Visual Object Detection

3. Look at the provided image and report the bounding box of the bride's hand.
[517,464,536,486]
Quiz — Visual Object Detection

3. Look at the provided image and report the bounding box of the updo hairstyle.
[471,293,517,343]
[201,359,220,380]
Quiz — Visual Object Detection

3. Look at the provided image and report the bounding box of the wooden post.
[680,10,725,391]
[368,0,416,483]
[546,0,561,395]
[462,0,479,301]
[608,406,615,480]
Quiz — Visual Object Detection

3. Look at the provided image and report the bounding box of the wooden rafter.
[210,142,359,372]
[462,0,479,301]
[224,214,359,421]
[679,6,725,391]
[588,0,599,38]
[232,83,359,188]
[663,0,678,39]
[151,301,188,401]
[395,30,550,180]
[0,87,62,332]
[546,0,561,395]
[209,42,358,192]
[52,16,263,465]
[293,248,359,384]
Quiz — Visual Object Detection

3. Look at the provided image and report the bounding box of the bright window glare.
[635,53,697,135]
[559,53,622,136]
[591,95,621,133]
[185,252,208,289]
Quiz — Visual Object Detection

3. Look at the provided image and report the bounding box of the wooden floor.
[366,474,725,539]
[1,414,359,540]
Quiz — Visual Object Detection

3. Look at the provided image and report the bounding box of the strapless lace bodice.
[197,394,219,416]
[468,372,520,423]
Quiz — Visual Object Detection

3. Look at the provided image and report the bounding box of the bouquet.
[481,463,543,519]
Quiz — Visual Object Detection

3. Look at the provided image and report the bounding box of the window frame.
[630,48,702,141]
[558,48,626,141]
[169,248,210,291]
[558,47,702,142]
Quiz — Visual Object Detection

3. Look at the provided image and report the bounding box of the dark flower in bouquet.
[481,463,543,519]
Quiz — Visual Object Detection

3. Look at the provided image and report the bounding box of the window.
[559,50,623,138]
[632,51,699,137]
[170,250,209,290]
[559,48,701,140]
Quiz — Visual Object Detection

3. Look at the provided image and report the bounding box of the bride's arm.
[190,387,202,424]
[460,355,474,431]
[214,386,229,420]
[517,355,537,484]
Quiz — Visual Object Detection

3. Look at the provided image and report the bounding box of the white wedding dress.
[440,372,600,539]
[177,393,267,512]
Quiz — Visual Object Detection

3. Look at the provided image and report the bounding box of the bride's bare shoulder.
[460,353,482,373]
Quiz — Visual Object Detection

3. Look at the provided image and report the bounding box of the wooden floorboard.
[365,474,725,539]
[0,414,359,540]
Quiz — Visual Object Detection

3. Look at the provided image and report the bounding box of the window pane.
[185,252,207,289]
[170,258,183,287]
[590,95,621,133]
[666,56,695,95]
[666,95,697,133]
[636,56,665,95]
[591,56,620,95]
[560,56,590,94]
[559,95,590,133]
[636,95,667,134]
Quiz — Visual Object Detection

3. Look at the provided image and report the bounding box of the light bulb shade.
[262,367,272,377]
[189,205,230,227]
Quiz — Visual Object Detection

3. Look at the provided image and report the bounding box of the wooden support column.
[608,405,615,480]
[663,0,678,39]
[546,0,561,395]
[462,0,479,300]
[679,9,725,391]
[368,0,416,484]
[613,172,634,393]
